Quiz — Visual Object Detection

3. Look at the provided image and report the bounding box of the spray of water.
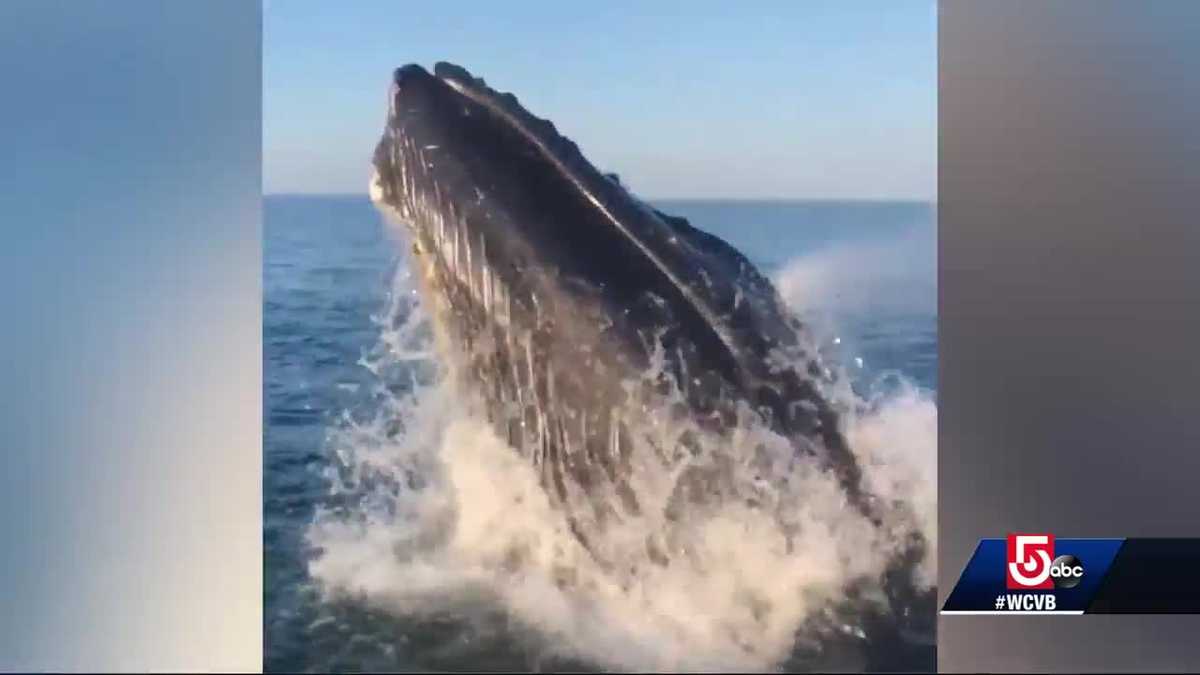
[306,231,937,672]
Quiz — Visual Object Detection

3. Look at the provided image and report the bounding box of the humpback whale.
[368,63,922,588]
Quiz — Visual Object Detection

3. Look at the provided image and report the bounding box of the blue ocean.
[265,195,937,672]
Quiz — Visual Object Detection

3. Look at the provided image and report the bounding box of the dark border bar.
[1088,539,1200,614]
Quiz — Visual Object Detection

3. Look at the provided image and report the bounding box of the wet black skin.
[374,62,874,513]
[372,61,933,646]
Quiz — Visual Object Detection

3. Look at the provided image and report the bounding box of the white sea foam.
[774,224,936,319]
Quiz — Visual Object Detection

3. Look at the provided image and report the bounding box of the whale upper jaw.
[371,63,767,382]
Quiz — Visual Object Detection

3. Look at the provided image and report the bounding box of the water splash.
[305,241,937,672]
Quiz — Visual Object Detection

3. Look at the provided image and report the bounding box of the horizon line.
[263,192,937,204]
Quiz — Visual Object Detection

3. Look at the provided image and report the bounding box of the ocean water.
[264,195,937,672]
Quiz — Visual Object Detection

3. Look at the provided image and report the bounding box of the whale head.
[370,62,873,547]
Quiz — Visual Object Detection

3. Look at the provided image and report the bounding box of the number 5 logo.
[1007,533,1055,589]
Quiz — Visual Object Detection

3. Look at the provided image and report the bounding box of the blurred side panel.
[0,0,262,670]
[940,0,1200,671]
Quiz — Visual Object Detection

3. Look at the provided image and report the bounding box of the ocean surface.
[264,195,937,672]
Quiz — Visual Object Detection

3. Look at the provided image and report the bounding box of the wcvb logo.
[1006,533,1084,590]
[1007,533,1055,589]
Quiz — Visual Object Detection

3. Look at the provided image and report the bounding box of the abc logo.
[1050,554,1084,589]
[1006,534,1086,590]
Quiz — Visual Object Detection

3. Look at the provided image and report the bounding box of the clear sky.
[264,1,936,200]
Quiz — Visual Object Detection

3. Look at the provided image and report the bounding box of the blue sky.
[264,1,936,199]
